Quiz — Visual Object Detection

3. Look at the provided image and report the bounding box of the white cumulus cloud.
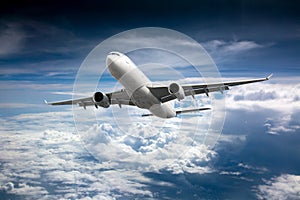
[0,109,215,199]
[256,174,300,200]
[225,80,300,134]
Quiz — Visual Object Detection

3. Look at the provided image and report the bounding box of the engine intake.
[93,92,110,108]
[168,82,185,101]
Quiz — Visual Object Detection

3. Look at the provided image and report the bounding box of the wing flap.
[183,85,230,96]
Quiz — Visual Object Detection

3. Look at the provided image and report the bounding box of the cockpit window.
[109,52,120,56]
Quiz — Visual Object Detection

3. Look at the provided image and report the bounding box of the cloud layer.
[1,80,300,198]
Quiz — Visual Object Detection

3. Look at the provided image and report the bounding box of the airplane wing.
[148,74,273,103]
[45,89,136,108]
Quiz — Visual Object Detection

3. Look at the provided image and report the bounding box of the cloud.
[0,20,93,56]
[238,163,268,174]
[255,174,300,200]
[219,171,241,176]
[81,118,217,173]
[204,40,263,53]
[0,22,25,57]
[1,75,299,198]
[224,80,300,134]
[226,82,300,111]
[0,110,183,199]
[0,19,94,80]
[0,103,44,109]
[163,145,216,174]
[0,80,74,113]
[202,39,271,63]
[206,39,265,50]
[0,80,72,91]
[13,183,48,196]
[0,182,14,192]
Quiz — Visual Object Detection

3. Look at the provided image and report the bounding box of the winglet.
[266,73,273,80]
[44,99,49,105]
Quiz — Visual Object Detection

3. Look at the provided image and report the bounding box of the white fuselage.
[106,52,176,118]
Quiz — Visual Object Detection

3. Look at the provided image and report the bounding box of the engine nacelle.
[93,92,110,108]
[168,82,185,101]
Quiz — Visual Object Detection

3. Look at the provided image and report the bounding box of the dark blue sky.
[0,0,299,79]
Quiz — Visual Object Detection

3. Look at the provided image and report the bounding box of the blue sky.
[0,1,300,199]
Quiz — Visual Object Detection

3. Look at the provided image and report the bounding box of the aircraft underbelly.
[131,86,176,118]
[131,86,160,109]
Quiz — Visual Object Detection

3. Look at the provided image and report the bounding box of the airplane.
[45,51,272,118]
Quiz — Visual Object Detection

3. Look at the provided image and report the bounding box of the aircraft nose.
[106,55,114,67]
[106,52,122,67]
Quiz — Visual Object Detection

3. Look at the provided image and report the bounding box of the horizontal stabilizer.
[141,113,154,117]
[141,107,210,117]
[176,107,210,115]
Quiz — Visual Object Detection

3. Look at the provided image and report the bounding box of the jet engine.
[93,92,110,108]
[168,82,185,101]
